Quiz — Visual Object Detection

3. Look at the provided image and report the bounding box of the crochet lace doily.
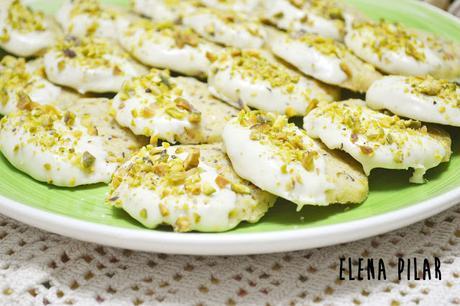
[0,204,459,306]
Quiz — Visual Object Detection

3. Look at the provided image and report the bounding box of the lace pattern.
[0,204,459,305]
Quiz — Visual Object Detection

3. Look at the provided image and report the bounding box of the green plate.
[0,0,459,255]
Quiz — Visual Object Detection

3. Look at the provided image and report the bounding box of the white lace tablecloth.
[0,204,459,306]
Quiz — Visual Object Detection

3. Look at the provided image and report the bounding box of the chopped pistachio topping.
[206,51,218,62]
[131,0,195,9]
[407,75,460,108]
[339,61,352,77]
[193,7,264,38]
[69,0,118,20]
[53,36,127,69]
[175,216,191,232]
[231,183,251,194]
[317,101,431,162]
[282,0,344,36]
[164,0,181,6]
[207,0,237,4]
[295,33,347,58]
[183,149,200,170]
[118,69,201,127]
[108,144,254,201]
[7,0,46,33]
[0,56,49,108]
[81,151,96,170]
[223,50,301,91]
[16,91,33,109]
[0,29,10,43]
[139,208,148,219]
[202,182,216,195]
[288,0,343,20]
[0,104,98,171]
[311,0,343,19]
[201,8,241,24]
[353,20,426,62]
[0,56,31,106]
[215,175,230,188]
[124,19,203,49]
[238,109,319,172]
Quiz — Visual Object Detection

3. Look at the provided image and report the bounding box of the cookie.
[0,56,62,115]
[112,69,239,144]
[107,143,277,232]
[367,75,460,127]
[183,7,266,49]
[208,49,339,116]
[56,0,124,41]
[131,0,197,23]
[345,19,460,79]
[268,29,382,92]
[44,36,147,93]
[260,0,345,41]
[0,99,145,186]
[304,99,452,183]
[118,18,222,78]
[199,0,260,14]
[0,0,58,57]
[223,110,368,208]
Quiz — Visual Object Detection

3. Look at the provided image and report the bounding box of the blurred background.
[425,0,460,16]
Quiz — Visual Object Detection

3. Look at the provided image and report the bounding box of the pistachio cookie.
[345,19,460,79]
[367,76,460,127]
[0,0,58,57]
[56,0,123,41]
[260,0,346,41]
[0,99,145,187]
[0,56,63,115]
[118,18,222,78]
[208,49,339,117]
[131,0,198,23]
[268,29,381,92]
[183,7,266,49]
[199,0,261,14]
[223,110,368,209]
[304,99,452,183]
[107,143,277,232]
[112,69,239,144]
[44,36,147,93]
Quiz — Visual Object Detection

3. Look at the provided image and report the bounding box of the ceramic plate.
[0,0,459,255]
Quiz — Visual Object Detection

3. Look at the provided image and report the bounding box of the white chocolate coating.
[260,0,344,40]
[118,19,222,77]
[208,49,338,116]
[183,8,266,49]
[56,0,121,40]
[200,0,261,14]
[223,117,333,208]
[131,0,196,23]
[304,100,451,183]
[223,110,368,207]
[366,76,460,127]
[269,30,346,84]
[0,0,56,57]
[345,20,460,79]
[267,29,382,92]
[112,69,238,144]
[0,56,61,115]
[108,144,276,232]
[44,37,147,93]
[0,106,114,186]
[0,99,145,187]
